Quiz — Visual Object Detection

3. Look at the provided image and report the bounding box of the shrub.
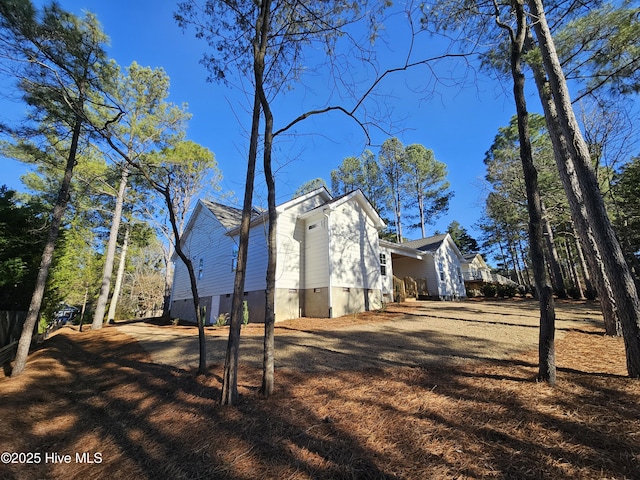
[497,284,518,298]
[242,301,249,325]
[38,316,49,334]
[481,283,497,298]
[466,287,481,298]
[216,313,229,327]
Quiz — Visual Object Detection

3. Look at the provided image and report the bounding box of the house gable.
[171,188,389,323]
[433,234,466,297]
[295,189,386,318]
[169,201,238,323]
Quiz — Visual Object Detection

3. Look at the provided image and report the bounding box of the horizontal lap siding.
[171,207,235,301]
[233,221,269,293]
[437,243,466,298]
[171,208,269,305]
[392,255,439,296]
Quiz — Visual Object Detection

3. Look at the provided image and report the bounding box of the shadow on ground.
[0,299,637,479]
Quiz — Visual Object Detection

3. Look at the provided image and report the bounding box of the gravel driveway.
[114,299,604,372]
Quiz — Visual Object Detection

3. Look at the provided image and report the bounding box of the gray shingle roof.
[401,233,448,253]
[201,200,262,230]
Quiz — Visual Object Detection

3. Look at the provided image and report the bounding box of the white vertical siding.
[304,213,329,288]
[328,202,381,289]
[276,211,303,289]
[275,194,327,289]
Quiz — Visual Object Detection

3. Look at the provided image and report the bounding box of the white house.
[461,253,519,287]
[461,253,493,283]
[169,187,387,324]
[170,189,468,324]
[383,233,467,300]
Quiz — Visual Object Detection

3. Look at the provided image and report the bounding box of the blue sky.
[1,1,530,242]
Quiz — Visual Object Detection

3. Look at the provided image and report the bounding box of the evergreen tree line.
[0,0,222,374]
[297,137,483,252]
[478,88,639,297]
[295,137,454,243]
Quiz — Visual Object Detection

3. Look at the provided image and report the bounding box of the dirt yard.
[0,298,638,480]
[115,297,606,372]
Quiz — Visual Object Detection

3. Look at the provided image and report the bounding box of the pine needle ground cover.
[0,299,638,479]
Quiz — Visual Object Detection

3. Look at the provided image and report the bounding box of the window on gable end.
[198,258,204,279]
[231,248,238,272]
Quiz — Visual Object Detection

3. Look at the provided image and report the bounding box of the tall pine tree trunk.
[541,202,566,297]
[221,94,263,405]
[571,223,594,296]
[419,195,426,238]
[563,237,584,298]
[259,80,277,398]
[92,164,129,329]
[162,242,174,319]
[160,183,205,373]
[527,30,620,335]
[517,238,532,286]
[12,115,82,377]
[508,242,524,285]
[528,0,640,376]
[107,222,130,323]
[395,188,403,242]
[501,0,555,383]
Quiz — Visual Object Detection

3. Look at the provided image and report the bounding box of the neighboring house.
[381,233,467,300]
[461,252,519,291]
[169,187,386,324]
[461,253,493,283]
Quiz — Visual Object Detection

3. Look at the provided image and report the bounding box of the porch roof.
[379,239,424,260]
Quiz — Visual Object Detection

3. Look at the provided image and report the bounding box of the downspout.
[323,208,333,318]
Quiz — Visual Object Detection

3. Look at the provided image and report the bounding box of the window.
[438,259,445,281]
[231,248,238,272]
[198,258,204,280]
[380,253,387,276]
[457,267,463,284]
